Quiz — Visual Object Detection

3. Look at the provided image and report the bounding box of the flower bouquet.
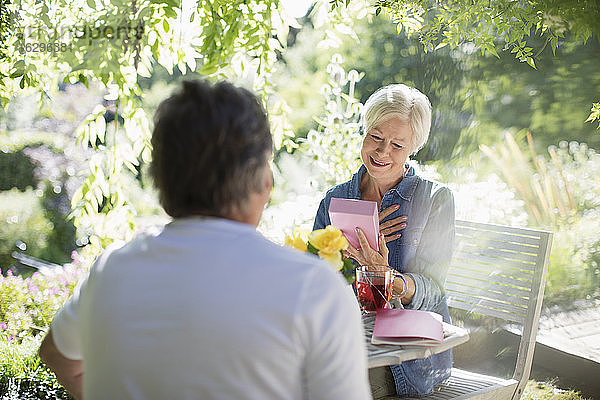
[285,225,355,284]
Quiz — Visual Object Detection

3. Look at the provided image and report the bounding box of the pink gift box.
[328,198,379,251]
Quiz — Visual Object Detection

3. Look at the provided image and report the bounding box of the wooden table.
[363,313,470,368]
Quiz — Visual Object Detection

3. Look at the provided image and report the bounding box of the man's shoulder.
[257,236,335,272]
[105,231,157,257]
[253,236,349,288]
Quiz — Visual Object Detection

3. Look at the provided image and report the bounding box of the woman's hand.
[379,205,407,243]
[344,228,389,267]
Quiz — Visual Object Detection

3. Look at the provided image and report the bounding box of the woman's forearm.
[405,272,446,310]
[392,272,416,305]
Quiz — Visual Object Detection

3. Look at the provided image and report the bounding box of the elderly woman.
[313,84,455,398]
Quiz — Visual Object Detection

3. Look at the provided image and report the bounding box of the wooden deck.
[535,300,600,364]
[454,299,600,398]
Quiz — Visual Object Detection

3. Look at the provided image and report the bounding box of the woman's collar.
[352,163,419,201]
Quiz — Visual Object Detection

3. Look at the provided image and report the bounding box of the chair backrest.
[445,220,553,400]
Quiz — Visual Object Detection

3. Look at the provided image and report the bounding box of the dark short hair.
[150,80,273,218]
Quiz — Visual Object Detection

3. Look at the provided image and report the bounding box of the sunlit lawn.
[523,381,590,400]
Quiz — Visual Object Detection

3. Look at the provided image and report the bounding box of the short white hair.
[361,84,432,155]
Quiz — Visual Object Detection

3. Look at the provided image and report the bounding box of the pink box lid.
[328,198,379,251]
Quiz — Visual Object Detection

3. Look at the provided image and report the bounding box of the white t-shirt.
[51,217,371,400]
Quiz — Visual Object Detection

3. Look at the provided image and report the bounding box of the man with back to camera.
[38,79,372,399]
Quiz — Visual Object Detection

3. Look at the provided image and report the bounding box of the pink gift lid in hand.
[328,197,379,251]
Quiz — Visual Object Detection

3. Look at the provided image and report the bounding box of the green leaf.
[586,102,600,128]
[124,161,139,174]
[79,74,89,87]
[71,62,88,73]
[95,116,106,143]
[71,188,84,208]
[201,60,219,75]
[487,44,500,58]
[94,186,104,206]
[89,235,102,249]
[306,241,319,255]
[84,201,96,216]
[141,147,152,163]
[151,40,160,60]
[344,274,355,285]
[164,7,177,19]
[89,122,97,146]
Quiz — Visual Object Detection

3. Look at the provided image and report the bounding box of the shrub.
[0,262,86,342]
[300,55,364,190]
[545,211,600,304]
[40,183,77,266]
[0,336,72,399]
[0,185,77,272]
[0,258,86,399]
[0,149,37,191]
[479,134,600,304]
[0,189,53,271]
[0,138,78,270]
[522,380,590,400]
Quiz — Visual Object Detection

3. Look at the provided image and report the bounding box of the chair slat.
[447,268,532,293]
[444,281,530,308]
[456,229,542,247]
[402,369,519,400]
[457,238,540,255]
[456,220,550,238]
[450,257,535,281]
[445,275,532,300]
[453,252,537,275]
[446,292,528,323]
[456,245,539,264]
[447,302,525,324]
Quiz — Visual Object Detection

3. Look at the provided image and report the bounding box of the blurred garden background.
[1,0,599,398]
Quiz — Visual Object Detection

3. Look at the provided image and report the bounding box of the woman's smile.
[369,156,391,167]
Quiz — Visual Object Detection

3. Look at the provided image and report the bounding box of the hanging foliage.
[1,0,300,253]
[333,0,600,130]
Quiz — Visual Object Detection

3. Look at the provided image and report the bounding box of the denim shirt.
[313,164,455,397]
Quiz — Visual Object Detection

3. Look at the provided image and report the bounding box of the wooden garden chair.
[404,220,553,400]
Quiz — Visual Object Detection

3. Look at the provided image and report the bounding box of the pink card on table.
[328,198,379,251]
[372,309,444,346]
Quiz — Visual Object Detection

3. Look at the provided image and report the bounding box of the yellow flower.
[284,229,308,252]
[308,225,349,254]
[285,225,350,274]
[318,250,343,270]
